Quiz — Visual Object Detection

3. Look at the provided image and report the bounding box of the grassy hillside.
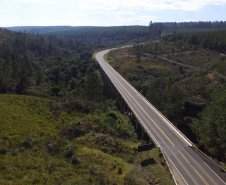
[0,94,174,184]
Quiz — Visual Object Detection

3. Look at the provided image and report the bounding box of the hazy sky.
[1,0,226,27]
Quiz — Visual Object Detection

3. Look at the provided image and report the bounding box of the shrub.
[61,126,84,139]
[0,148,7,155]
[71,155,79,164]
[21,135,33,149]
[106,112,117,120]
[45,143,60,154]
[65,145,74,158]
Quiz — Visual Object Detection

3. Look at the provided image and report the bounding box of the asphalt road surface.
[95,48,226,185]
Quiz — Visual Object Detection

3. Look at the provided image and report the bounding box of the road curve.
[95,48,225,185]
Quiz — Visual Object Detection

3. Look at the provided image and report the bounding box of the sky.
[0,0,226,27]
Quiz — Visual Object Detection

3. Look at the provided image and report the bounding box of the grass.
[0,95,57,143]
[104,52,111,63]
[0,94,174,184]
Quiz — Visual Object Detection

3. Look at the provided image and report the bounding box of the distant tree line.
[149,21,226,30]
[45,26,153,49]
[163,30,226,53]
[40,22,226,50]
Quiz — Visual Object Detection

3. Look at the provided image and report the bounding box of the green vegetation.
[0,28,101,99]
[108,29,226,162]
[149,21,226,34]
[150,21,226,30]
[192,89,226,160]
[1,22,225,183]
[163,30,226,54]
[45,26,153,49]
[4,26,86,34]
[0,27,175,184]
[0,94,174,184]
[5,21,226,51]
[42,21,226,49]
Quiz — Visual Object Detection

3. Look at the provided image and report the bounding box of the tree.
[35,66,43,86]
[0,72,8,93]
[136,50,141,65]
[16,76,29,94]
[133,44,141,65]
[146,78,165,111]
[80,52,92,61]
[85,70,103,101]
[165,85,184,125]
[51,85,61,96]
[191,89,226,161]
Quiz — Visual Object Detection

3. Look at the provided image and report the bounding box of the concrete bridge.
[95,48,226,185]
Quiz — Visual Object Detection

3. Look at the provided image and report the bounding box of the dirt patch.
[220,53,226,56]
[176,76,194,84]
[143,53,154,57]
[206,73,214,79]
[186,95,205,105]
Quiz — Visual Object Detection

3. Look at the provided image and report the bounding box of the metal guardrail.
[192,145,226,173]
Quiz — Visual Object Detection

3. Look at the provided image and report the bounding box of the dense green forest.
[45,26,153,49]
[4,21,226,35]
[4,21,226,51]
[108,29,226,162]
[163,30,226,54]
[0,28,101,100]
[149,21,226,30]
[43,21,226,49]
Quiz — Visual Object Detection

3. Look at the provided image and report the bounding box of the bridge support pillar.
[142,130,150,143]
[99,65,151,142]
[120,95,124,114]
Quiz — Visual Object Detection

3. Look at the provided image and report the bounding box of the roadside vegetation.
[107,29,226,163]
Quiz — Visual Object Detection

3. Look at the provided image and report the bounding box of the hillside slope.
[0,94,174,184]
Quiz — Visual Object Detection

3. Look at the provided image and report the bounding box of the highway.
[95,48,226,185]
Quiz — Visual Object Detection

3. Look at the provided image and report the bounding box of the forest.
[163,30,226,53]
[4,21,226,50]
[45,26,153,49]
[4,26,102,34]
[43,21,226,49]
[0,28,101,99]
[149,21,226,30]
